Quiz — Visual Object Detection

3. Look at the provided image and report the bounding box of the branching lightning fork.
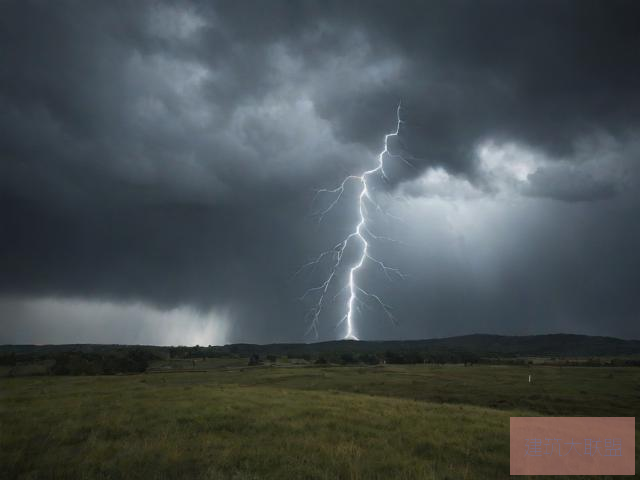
[298,104,413,340]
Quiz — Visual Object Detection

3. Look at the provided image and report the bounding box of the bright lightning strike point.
[299,103,412,341]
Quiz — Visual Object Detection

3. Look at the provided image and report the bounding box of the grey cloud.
[524,165,617,202]
[1,0,639,343]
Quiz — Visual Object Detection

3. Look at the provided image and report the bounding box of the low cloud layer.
[2,297,229,346]
[1,1,639,343]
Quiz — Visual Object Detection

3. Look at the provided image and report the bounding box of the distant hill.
[213,334,640,358]
[2,333,639,359]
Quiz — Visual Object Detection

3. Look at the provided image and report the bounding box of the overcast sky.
[1,0,639,345]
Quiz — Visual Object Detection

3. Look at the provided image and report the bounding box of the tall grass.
[1,364,638,479]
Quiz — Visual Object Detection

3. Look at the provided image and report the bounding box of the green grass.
[180,363,640,417]
[1,364,638,479]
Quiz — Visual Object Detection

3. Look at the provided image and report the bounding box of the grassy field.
[1,363,638,479]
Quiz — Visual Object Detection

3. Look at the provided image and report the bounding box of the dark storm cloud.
[1,0,639,343]
[523,165,617,202]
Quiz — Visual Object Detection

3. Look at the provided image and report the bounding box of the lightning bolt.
[298,103,412,340]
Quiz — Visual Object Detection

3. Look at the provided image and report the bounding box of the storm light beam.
[299,103,411,340]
